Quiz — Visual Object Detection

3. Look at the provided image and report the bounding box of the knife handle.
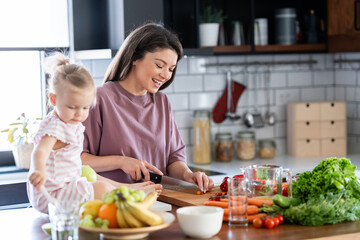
[141,172,162,184]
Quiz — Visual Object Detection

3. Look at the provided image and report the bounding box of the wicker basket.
[12,143,33,169]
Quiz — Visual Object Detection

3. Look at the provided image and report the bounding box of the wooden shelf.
[255,44,327,52]
[212,45,252,53]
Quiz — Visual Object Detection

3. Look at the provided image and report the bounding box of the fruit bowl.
[79,211,175,240]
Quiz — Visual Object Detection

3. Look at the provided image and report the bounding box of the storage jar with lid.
[215,132,233,162]
[258,139,276,158]
[236,131,255,160]
[193,110,211,164]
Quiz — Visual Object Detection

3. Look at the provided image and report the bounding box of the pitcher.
[246,164,292,198]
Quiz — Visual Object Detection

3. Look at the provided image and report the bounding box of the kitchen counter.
[3,204,360,240]
[189,154,360,183]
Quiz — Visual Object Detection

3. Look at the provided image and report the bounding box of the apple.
[81,165,97,182]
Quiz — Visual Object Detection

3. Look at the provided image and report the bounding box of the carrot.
[220,196,273,207]
[204,201,228,208]
[222,213,266,223]
[223,205,259,216]
[248,198,273,207]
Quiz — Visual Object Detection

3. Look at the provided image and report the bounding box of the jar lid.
[215,132,232,140]
[193,110,210,119]
[236,131,255,138]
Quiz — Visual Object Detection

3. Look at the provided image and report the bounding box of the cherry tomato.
[276,214,284,224]
[261,215,271,226]
[273,217,280,227]
[253,217,263,228]
[265,218,275,229]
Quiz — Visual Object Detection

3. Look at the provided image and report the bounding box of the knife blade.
[161,175,201,194]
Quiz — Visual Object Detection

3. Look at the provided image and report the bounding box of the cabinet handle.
[355,0,360,30]
[331,120,335,124]
[306,103,310,107]
[306,121,310,125]
[306,139,310,143]
[331,138,335,142]
[331,102,335,107]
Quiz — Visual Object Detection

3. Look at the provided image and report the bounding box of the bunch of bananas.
[79,186,163,229]
[115,191,164,228]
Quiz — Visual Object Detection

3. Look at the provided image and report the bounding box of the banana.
[125,200,163,226]
[121,201,146,228]
[139,191,157,210]
[116,202,130,228]
[79,200,103,219]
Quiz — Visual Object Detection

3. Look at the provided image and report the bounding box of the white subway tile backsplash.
[334,87,346,101]
[89,51,360,157]
[288,72,312,87]
[269,72,286,88]
[174,111,193,128]
[335,70,357,85]
[275,89,300,105]
[174,75,203,92]
[189,92,218,109]
[301,87,326,101]
[94,78,103,87]
[275,122,286,138]
[313,71,334,85]
[167,93,189,110]
[176,57,188,74]
[92,59,112,78]
[178,129,190,145]
[204,74,226,91]
[81,60,92,73]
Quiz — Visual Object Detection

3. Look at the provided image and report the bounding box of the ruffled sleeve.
[34,112,85,146]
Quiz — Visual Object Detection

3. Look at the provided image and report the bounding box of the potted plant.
[199,6,225,47]
[1,113,41,169]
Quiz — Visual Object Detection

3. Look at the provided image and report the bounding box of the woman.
[81,23,213,192]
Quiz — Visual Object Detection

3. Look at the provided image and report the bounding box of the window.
[0,1,69,165]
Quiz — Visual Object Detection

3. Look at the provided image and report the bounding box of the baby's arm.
[28,135,57,191]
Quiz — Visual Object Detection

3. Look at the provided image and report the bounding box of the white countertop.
[2,154,360,185]
[189,154,360,183]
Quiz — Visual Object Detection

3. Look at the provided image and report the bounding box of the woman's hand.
[29,170,46,191]
[184,171,214,193]
[119,156,163,181]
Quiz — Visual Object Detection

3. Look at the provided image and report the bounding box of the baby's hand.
[29,171,46,191]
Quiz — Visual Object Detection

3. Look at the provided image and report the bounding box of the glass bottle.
[215,132,234,162]
[193,110,211,164]
[236,131,256,160]
[258,139,276,158]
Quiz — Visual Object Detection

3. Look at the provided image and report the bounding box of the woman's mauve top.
[82,81,186,183]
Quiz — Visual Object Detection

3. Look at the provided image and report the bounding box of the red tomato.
[261,215,271,226]
[276,214,284,224]
[253,218,263,228]
[233,174,244,179]
[265,218,275,229]
[273,217,280,227]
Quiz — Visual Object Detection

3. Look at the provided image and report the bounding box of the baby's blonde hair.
[44,52,96,101]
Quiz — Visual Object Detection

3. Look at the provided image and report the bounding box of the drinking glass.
[227,177,248,226]
[48,201,80,240]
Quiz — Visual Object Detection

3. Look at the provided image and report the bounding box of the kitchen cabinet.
[164,0,328,54]
[287,102,347,158]
[328,0,360,52]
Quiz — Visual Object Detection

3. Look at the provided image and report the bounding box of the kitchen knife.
[161,175,202,194]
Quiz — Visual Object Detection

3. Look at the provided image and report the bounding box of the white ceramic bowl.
[176,206,224,239]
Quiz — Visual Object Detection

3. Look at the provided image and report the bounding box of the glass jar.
[193,110,211,164]
[236,131,255,160]
[258,139,276,158]
[215,132,234,162]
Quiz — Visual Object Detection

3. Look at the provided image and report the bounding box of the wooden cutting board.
[158,186,222,207]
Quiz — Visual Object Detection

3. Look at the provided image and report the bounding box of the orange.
[98,203,118,228]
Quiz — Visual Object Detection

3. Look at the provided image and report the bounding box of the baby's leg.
[92,180,115,200]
